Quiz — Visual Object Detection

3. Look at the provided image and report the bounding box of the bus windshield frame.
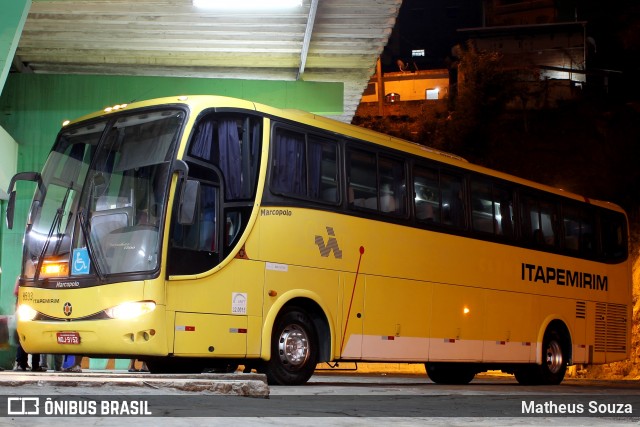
[20,108,186,286]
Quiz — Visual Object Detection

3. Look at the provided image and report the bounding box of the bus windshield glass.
[23,109,184,281]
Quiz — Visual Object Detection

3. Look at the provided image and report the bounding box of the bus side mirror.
[5,171,42,230]
[6,191,16,230]
[178,179,199,225]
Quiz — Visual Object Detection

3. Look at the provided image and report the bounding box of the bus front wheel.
[263,307,318,385]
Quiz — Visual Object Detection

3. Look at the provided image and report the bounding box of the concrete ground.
[0,367,638,426]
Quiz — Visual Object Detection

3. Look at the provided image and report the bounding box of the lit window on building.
[426,88,439,100]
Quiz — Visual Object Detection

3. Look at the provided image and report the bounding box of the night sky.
[382,0,640,81]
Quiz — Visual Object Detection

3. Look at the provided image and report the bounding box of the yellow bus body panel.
[253,205,630,364]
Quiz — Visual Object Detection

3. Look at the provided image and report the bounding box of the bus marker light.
[40,261,69,278]
[268,290,277,297]
[463,307,470,315]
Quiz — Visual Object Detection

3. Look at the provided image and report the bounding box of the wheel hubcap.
[545,340,563,374]
[278,324,309,368]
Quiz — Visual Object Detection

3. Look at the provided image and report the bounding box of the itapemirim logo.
[314,226,343,259]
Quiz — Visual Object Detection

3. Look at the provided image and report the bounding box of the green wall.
[0,0,30,97]
[0,73,343,363]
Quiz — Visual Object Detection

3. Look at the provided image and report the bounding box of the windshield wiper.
[34,182,73,282]
[77,207,105,281]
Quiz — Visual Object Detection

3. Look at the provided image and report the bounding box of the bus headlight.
[16,304,38,322]
[104,301,156,320]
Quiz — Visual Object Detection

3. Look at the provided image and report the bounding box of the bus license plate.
[57,332,80,345]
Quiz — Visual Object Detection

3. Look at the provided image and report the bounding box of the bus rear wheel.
[263,307,318,385]
[539,330,567,384]
[425,363,476,385]
[515,329,568,385]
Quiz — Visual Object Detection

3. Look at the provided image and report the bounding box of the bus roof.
[63,95,625,214]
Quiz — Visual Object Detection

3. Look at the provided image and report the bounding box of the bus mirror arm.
[172,160,198,225]
[6,172,42,230]
[172,160,189,180]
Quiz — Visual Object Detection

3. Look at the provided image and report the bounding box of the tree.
[432,41,516,161]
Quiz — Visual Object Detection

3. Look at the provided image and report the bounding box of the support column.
[0,0,31,96]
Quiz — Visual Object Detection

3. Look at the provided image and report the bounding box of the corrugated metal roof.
[14,0,402,122]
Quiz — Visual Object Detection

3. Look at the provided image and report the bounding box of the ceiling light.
[193,0,302,9]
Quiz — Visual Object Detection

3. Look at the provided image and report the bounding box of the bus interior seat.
[416,202,435,221]
[90,197,133,242]
[364,197,378,210]
[380,194,396,213]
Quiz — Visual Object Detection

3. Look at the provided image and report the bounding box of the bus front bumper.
[17,306,169,357]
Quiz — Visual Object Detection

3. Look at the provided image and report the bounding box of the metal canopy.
[14,0,402,122]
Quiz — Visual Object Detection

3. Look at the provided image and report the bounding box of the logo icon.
[314,226,343,259]
[63,302,73,317]
[7,397,40,415]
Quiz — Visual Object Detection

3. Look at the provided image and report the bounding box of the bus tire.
[515,329,567,385]
[425,363,475,385]
[264,307,318,385]
[538,329,567,385]
[514,365,539,385]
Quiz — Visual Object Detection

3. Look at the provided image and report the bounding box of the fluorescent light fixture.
[193,0,303,9]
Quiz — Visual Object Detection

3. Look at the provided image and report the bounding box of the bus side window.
[471,180,493,233]
[600,211,627,261]
[310,136,339,203]
[441,172,465,228]
[168,182,219,275]
[347,149,377,210]
[414,166,440,223]
[379,155,406,215]
[271,128,339,204]
[522,195,558,248]
[562,203,595,256]
[495,186,515,238]
[470,179,515,238]
[272,128,307,197]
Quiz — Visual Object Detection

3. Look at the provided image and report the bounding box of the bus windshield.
[23,109,184,282]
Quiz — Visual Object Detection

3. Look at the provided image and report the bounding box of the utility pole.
[376,58,385,116]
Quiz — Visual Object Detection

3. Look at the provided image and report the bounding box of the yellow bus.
[8,95,630,385]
